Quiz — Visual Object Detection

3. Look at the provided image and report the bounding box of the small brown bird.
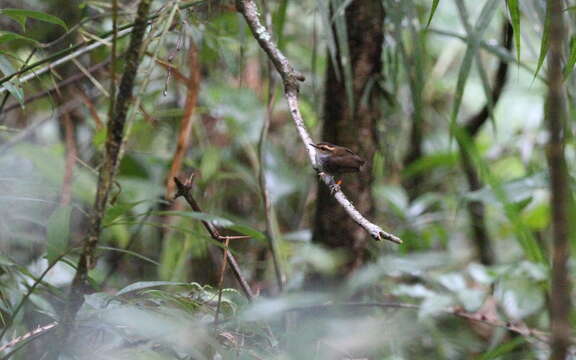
[311,142,365,192]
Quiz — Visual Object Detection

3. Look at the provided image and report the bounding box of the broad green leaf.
[229,224,265,241]
[506,0,521,62]
[46,206,72,264]
[92,127,107,147]
[522,203,550,230]
[0,31,38,45]
[0,9,68,31]
[0,54,24,107]
[103,201,147,226]
[155,210,264,240]
[116,281,193,297]
[563,35,576,79]
[425,0,440,28]
[402,152,458,178]
[2,81,24,107]
[200,146,221,180]
[534,2,551,82]
[2,12,26,30]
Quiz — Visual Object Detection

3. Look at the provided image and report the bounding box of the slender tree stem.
[546,1,572,359]
[49,0,153,357]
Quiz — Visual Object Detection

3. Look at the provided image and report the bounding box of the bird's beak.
[310,143,319,149]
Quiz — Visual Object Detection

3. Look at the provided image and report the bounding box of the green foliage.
[46,206,71,264]
[506,0,521,62]
[0,54,24,106]
[425,0,441,28]
[534,1,551,82]
[563,35,576,79]
[0,9,67,31]
[0,31,38,45]
[0,0,571,358]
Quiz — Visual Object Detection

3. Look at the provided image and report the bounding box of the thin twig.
[236,0,401,244]
[0,48,36,115]
[0,28,133,95]
[0,1,209,91]
[2,58,111,115]
[0,322,57,353]
[173,176,255,300]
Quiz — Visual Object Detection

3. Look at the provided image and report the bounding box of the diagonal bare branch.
[235,0,401,244]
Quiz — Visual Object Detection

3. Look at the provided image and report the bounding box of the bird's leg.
[318,171,341,194]
[327,175,341,194]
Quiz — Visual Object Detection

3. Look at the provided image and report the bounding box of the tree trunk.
[313,1,384,274]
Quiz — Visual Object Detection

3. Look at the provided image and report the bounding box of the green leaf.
[0,31,38,45]
[0,9,68,31]
[46,206,72,264]
[402,152,458,178]
[92,127,107,147]
[534,2,551,82]
[563,36,576,79]
[97,246,160,266]
[506,0,521,62]
[200,146,221,180]
[103,201,147,226]
[522,203,550,230]
[425,0,440,29]
[2,12,26,31]
[116,281,194,297]
[0,54,24,107]
[229,224,266,241]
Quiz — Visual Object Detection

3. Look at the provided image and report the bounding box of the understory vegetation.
[0,0,574,359]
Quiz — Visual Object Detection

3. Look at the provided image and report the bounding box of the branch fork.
[173,175,255,300]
